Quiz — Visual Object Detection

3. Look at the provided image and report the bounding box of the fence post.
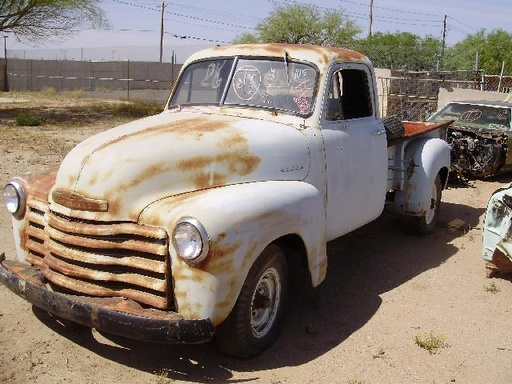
[88,60,92,95]
[127,60,130,100]
[29,60,33,91]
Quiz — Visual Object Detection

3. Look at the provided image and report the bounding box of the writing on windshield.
[169,57,317,116]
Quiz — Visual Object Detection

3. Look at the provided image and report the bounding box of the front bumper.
[0,255,216,344]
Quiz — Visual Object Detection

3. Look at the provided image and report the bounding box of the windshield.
[430,103,511,131]
[169,57,317,115]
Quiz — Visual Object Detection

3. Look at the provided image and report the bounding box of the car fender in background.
[482,182,512,275]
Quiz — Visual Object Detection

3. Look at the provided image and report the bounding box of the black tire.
[215,244,289,358]
[408,175,442,235]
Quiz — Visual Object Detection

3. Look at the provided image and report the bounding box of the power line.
[112,0,253,31]
[341,0,441,18]
[169,1,260,24]
[164,31,230,44]
[448,16,479,33]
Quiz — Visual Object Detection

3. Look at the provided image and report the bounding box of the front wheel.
[215,244,289,358]
[408,175,442,235]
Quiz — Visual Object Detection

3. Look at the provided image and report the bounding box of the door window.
[325,68,373,121]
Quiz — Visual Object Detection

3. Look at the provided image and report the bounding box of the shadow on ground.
[33,198,484,383]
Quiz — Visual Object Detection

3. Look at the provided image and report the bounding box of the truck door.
[322,64,388,240]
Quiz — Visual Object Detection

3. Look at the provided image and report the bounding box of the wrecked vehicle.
[428,100,512,178]
[482,183,512,275]
[1,44,452,358]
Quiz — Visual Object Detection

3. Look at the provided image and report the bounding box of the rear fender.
[139,181,326,325]
[394,138,450,216]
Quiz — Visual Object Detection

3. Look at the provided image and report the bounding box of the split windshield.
[169,57,317,115]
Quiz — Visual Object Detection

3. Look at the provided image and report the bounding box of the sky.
[4,0,512,62]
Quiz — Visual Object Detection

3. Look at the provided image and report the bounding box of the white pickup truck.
[1,44,451,357]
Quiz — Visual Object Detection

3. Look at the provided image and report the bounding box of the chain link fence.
[379,69,512,120]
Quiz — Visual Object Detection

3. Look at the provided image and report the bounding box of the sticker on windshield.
[232,65,262,101]
[460,109,482,122]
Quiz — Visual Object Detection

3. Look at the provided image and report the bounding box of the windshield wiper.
[283,50,290,86]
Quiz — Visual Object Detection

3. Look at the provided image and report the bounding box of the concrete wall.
[6,59,182,93]
[437,87,508,109]
[0,59,6,91]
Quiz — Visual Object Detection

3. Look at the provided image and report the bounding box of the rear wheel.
[408,175,442,235]
[215,244,289,358]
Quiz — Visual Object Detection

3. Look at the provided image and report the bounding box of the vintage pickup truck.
[1,44,451,357]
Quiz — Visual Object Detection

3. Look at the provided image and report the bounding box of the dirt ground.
[0,93,511,384]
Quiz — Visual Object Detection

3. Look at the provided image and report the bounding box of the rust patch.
[52,189,108,212]
[176,132,261,190]
[210,43,367,66]
[488,248,512,274]
[118,163,170,193]
[21,166,58,202]
[94,116,229,154]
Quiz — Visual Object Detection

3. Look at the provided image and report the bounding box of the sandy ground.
[0,93,511,384]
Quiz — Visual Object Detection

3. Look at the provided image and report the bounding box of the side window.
[325,68,373,121]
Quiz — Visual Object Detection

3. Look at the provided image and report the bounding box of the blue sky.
[6,0,512,61]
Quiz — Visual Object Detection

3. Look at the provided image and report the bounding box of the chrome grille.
[24,198,172,309]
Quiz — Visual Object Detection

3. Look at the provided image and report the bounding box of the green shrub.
[485,281,501,293]
[16,113,42,126]
[41,87,57,96]
[113,100,162,118]
[414,330,446,354]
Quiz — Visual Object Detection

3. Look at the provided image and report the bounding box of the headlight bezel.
[172,216,210,264]
[3,180,26,219]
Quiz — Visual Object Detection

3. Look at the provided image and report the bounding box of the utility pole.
[440,14,447,70]
[159,2,165,63]
[368,0,374,38]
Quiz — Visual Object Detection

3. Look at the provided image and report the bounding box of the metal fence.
[5,59,182,99]
[3,58,511,120]
[379,69,512,120]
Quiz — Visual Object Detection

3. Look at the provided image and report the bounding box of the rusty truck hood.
[49,111,310,221]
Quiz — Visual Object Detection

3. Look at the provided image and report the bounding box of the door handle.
[371,129,386,136]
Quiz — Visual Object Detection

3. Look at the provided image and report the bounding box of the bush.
[414,330,446,354]
[16,113,42,126]
[113,100,163,118]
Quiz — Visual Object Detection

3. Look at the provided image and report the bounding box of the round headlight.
[172,217,209,263]
[3,180,26,219]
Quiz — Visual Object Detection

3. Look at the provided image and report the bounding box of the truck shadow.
[33,201,484,383]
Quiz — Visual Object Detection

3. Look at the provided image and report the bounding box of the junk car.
[482,183,512,275]
[429,100,512,178]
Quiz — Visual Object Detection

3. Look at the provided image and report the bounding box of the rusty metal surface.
[52,189,108,212]
[387,120,453,147]
[1,43,451,346]
[202,43,369,69]
[49,113,310,223]
[20,196,172,309]
[0,258,215,343]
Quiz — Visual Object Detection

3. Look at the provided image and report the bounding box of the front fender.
[139,181,326,325]
[395,138,450,216]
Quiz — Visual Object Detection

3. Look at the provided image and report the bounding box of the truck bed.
[387,119,453,147]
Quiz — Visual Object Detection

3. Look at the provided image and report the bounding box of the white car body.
[1,44,451,357]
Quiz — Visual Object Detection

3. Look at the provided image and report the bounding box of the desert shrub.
[113,100,163,118]
[41,87,57,96]
[414,330,446,354]
[16,113,42,126]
